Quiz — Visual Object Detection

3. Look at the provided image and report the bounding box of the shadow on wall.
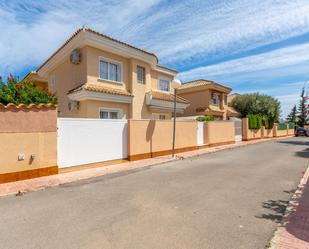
[256,183,309,243]
[146,120,156,155]
[276,139,309,158]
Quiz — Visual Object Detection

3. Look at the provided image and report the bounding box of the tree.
[230,93,281,124]
[287,105,297,123]
[0,75,56,105]
[297,88,308,127]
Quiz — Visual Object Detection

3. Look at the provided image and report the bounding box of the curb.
[269,163,309,248]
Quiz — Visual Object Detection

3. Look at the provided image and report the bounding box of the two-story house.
[177,79,240,120]
[25,28,189,120]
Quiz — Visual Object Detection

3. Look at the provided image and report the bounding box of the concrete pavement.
[0,137,308,249]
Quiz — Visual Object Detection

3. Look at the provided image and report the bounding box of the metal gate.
[197,122,204,145]
[57,118,128,168]
[230,117,242,142]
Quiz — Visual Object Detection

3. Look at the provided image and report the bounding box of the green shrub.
[288,122,295,129]
[247,114,262,129]
[196,115,215,122]
[262,116,275,129]
[277,123,287,130]
[0,75,57,105]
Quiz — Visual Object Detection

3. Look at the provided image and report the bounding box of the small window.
[224,95,227,105]
[137,66,145,84]
[100,59,121,82]
[159,115,167,120]
[211,92,220,105]
[159,78,170,91]
[99,109,121,119]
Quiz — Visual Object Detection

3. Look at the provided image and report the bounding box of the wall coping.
[0,103,57,110]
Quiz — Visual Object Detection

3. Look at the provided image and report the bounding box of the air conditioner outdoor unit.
[68,100,79,111]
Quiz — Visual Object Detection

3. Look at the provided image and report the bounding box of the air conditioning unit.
[68,100,79,111]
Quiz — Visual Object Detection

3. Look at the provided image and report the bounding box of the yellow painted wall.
[128,120,197,156]
[47,44,176,119]
[261,127,274,138]
[0,132,57,174]
[86,46,130,92]
[242,118,262,140]
[74,100,131,119]
[48,47,87,117]
[287,129,295,135]
[204,121,235,145]
[0,108,57,174]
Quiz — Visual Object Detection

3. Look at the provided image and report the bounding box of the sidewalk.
[0,137,290,197]
[271,164,309,249]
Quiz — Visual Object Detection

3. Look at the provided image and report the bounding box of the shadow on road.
[255,199,289,224]
[276,139,309,158]
[257,183,309,243]
[276,139,309,146]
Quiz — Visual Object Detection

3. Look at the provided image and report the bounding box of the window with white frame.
[100,59,121,82]
[159,78,170,91]
[137,65,145,84]
[99,108,122,119]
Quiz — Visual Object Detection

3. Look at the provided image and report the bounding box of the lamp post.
[171,79,182,159]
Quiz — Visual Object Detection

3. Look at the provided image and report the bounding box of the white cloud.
[1,0,309,78]
[180,43,309,81]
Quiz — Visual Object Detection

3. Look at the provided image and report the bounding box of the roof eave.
[37,28,158,76]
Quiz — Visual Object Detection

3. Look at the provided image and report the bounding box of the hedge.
[196,115,215,122]
[288,122,295,129]
[277,123,287,130]
[247,114,262,129]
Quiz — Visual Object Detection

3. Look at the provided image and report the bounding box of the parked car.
[295,127,309,137]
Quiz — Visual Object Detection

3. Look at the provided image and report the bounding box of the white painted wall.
[57,118,128,168]
[197,122,204,145]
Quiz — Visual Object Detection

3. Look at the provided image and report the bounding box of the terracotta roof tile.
[179,79,232,91]
[196,106,224,113]
[68,84,133,97]
[148,90,190,104]
[227,106,240,114]
[0,103,57,110]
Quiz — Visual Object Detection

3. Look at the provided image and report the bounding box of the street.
[0,137,308,249]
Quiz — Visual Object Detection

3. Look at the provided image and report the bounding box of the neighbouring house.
[227,93,240,104]
[23,71,48,92]
[177,79,240,120]
[24,28,189,120]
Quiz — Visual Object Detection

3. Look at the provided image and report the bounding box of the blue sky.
[1,0,309,118]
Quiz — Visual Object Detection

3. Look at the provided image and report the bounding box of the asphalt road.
[1,137,308,249]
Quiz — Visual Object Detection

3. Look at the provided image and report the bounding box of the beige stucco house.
[177,79,240,120]
[25,28,189,120]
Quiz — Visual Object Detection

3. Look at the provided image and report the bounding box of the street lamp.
[171,78,182,158]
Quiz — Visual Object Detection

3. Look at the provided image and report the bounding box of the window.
[224,95,227,105]
[100,59,121,82]
[159,78,170,91]
[137,66,145,84]
[99,109,122,119]
[153,114,168,120]
[211,92,220,105]
[159,115,167,120]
